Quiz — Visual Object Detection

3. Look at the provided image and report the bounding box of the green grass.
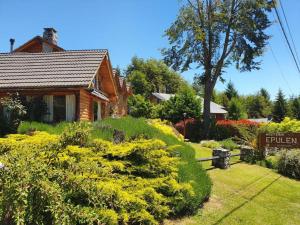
[165,144,300,225]
[18,117,212,211]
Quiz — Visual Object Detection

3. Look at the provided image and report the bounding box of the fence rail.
[196,152,241,162]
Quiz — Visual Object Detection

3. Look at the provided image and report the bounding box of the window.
[93,101,101,121]
[53,96,66,122]
[93,75,99,90]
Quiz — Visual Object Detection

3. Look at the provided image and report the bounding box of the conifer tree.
[291,97,300,120]
[272,89,287,122]
[225,81,239,101]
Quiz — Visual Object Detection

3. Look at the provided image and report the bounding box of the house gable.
[91,54,118,102]
[13,36,64,53]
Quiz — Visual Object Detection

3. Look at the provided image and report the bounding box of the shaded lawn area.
[165,143,300,225]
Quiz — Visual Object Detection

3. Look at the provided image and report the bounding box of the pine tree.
[228,98,243,120]
[225,81,238,101]
[291,97,300,120]
[272,89,287,122]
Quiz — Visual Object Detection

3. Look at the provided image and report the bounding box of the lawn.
[165,143,300,225]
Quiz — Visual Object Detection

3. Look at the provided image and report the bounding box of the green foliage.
[290,97,300,120]
[272,89,288,123]
[60,122,91,147]
[18,121,70,135]
[246,94,272,118]
[200,140,221,149]
[0,93,27,136]
[163,0,273,134]
[21,96,48,122]
[17,117,212,214]
[278,150,300,179]
[225,82,238,101]
[158,88,201,123]
[265,155,280,169]
[128,94,154,118]
[126,57,187,97]
[127,70,152,96]
[259,117,300,133]
[228,98,243,120]
[0,132,196,224]
[220,139,239,151]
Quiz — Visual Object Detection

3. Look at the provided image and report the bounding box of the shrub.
[0,93,26,136]
[158,88,201,124]
[212,119,260,144]
[9,117,211,224]
[175,118,203,142]
[60,122,91,147]
[200,140,221,149]
[0,131,196,224]
[220,138,239,150]
[265,155,280,169]
[128,94,153,118]
[278,149,300,179]
[259,117,300,133]
[21,96,48,122]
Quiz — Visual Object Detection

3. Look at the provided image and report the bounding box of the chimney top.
[43,27,58,45]
[9,38,15,52]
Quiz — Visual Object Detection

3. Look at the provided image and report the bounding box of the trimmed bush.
[212,119,260,144]
[175,118,203,141]
[278,150,300,179]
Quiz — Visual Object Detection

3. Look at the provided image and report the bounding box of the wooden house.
[0,28,131,122]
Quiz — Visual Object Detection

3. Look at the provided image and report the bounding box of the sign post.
[258,133,300,158]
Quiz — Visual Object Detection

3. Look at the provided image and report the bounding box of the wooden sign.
[258,133,300,149]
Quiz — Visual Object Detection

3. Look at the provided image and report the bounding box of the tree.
[126,57,188,97]
[272,89,287,122]
[163,0,273,136]
[225,81,238,101]
[228,98,243,120]
[158,88,201,123]
[290,97,300,120]
[0,93,26,136]
[127,71,151,96]
[128,94,153,118]
[259,88,270,101]
[246,94,272,118]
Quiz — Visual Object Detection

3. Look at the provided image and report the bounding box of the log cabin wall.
[79,89,92,121]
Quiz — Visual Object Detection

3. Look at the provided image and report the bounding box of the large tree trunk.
[203,81,213,139]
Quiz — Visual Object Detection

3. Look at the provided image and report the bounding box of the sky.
[0,0,300,99]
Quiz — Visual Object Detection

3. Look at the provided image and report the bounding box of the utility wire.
[272,0,300,75]
[269,46,293,95]
[278,0,300,65]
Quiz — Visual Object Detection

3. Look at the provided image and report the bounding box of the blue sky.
[0,0,300,99]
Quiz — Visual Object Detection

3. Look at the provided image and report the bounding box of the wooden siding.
[79,89,92,121]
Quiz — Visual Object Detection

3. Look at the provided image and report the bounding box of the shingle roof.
[90,89,109,101]
[0,50,107,89]
[152,92,175,101]
[151,92,228,114]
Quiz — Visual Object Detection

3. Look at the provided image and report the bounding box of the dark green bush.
[0,94,26,136]
[278,150,300,179]
[21,96,48,122]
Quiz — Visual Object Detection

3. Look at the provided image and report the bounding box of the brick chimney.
[43,28,58,45]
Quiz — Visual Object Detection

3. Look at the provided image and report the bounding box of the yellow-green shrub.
[0,131,195,225]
